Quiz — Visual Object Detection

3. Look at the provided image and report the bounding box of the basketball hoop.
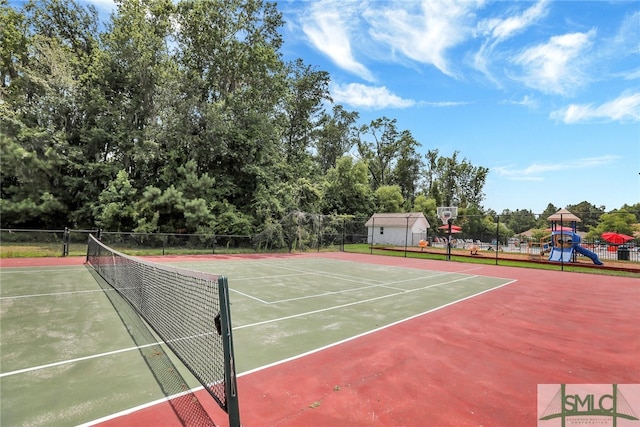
[437,206,458,225]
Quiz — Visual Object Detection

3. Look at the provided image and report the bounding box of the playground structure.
[545,209,603,266]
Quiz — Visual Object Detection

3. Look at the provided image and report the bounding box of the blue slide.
[574,245,603,265]
[549,247,573,263]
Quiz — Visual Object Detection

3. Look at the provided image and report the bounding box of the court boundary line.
[0,288,113,300]
[265,270,472,304]
[240,277,517,374]
[0,266,86,273]
[77,276,518,427]
[0,275,515,378]
[0,342,162,378]
[229,260,486,305]
[233,274,503,330]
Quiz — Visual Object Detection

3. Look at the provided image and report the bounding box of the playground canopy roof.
[547,208,581,223]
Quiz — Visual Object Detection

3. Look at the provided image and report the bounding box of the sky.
[87,1,639,213]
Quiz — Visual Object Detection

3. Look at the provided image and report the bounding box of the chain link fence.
[1,210,638,263]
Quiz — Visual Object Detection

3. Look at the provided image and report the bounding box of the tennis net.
[86,235,240,426]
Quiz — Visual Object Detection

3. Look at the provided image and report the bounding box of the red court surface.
[3,253,638,426]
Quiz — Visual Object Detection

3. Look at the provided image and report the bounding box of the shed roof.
[365,213,430,228]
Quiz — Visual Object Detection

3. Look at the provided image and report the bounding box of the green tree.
[322,156,373,216]
[0,0,100,228]
[423,149,487,208]
[587,210,637,239]
[620,202,640,222]
[565,201,605,232]
[315,105,359,173]
[413,194,438,230]
[357,117,401,190]
[174,0,286,213]
[374,185,404,213]
[279,58,331,177]
[501,208,537,234]
[391,131,423,207]
[94,170,137,231]
[536,203,559,228]
[459,204,486,240]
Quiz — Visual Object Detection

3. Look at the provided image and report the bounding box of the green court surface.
[0,257,513,426]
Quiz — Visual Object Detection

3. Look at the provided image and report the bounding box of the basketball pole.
[447,218,452,261]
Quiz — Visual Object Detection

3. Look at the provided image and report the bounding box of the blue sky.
[88,1,639,213]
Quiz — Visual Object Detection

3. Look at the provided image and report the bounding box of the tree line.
[1,0,637,240]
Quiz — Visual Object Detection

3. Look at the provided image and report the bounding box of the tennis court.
[1,251,638,426]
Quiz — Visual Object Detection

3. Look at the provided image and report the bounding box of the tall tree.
[423,149,488,208]
[0,0,100,227]
[322,156,373,216]
[357,117,400,190]
[536,203,559,228]
[279,58,331,177]
[174,0,286,211]
[97,0,174,181]
[374,185,404,213]
[501,208,537,234]
[564,201,605,232]
[391,130,423,206]
[315,105,359,174]
[587,209,637,238]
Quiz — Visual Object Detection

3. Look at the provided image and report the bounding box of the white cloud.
[473,1,549,84]
[330,83,415,109]
[550,92,640,123]
[494,155,621,180]
[512,30,596,95]
[625,68,640,80]
[364,0,482,77]
[483,0,549,42]
[417,100,472,107]
[300,1,375,82]
[500,95,538,108]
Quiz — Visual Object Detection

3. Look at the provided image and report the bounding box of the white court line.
[0,329,215,379]
[0,273,493,378]
[234,274,481,329]
[241,278,519,375]
[0,267,86,273]
[230,288,269,304]
[0,289,111,300]
[77,277,518,427]
[232,272,310,281]
[253,261,388,285]
[232,261,461,305]
[267,270,459,304]
[0,342,162,378]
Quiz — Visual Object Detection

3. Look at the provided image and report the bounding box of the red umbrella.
[601,232,634,245]
[438,224,461,232]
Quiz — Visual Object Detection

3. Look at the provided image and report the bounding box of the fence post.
[495,216,499,265]
[319,215,323,252]
[560,213,564,272]
[404,216,409,258]
[370,217,374,255]
[63,227,70,257]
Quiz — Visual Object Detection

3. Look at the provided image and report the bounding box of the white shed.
[365,213,430,246]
